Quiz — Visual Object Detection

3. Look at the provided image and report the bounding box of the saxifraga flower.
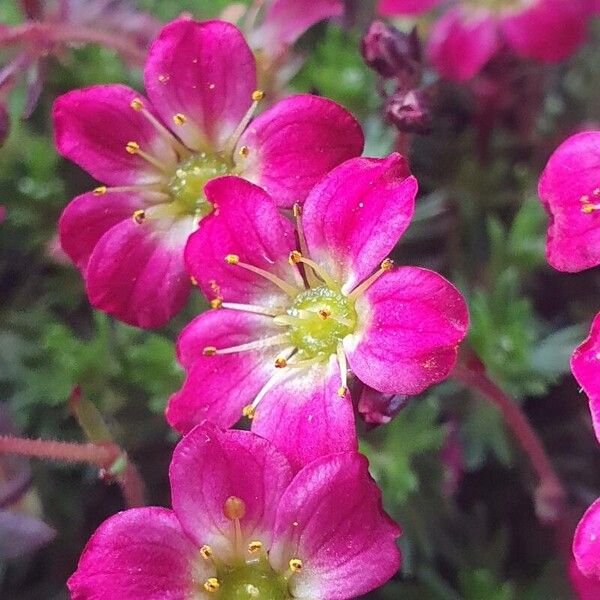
[167,154,469,468]
[68,424,401,600]
[54,18,363,328]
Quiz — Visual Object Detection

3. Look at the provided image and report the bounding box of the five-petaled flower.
[68,424,401,600]
[378,0,591,81]
[166,154,469,468]
[54,17,363,328]
[572,313,600,586]
[538,131,600,272]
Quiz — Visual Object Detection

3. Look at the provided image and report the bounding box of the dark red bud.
[386,88,432,134]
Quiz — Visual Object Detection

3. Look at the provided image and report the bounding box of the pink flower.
[378,0,590,81]
[54,18,363,328]
[68,424,401,600]
[570,558,600,599]
[167,154,469,467]
[538,131,600,272]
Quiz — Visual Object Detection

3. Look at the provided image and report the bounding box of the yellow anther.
[132,209,146,224]
[242,404,256,419]
[293,204,302,218]
[318,309,331,320]
[381,258,394,271]
[248,540,263,553]
[130,98,144,111]
[190,276,198,286]
[203,346,217,356]
[275,357,287,368]
[173,113,187,125]
[211,298,223,309]
[338,386,348,397]
[225,254,240,265]
[224,496,246,521]
[582,204,596,214]
[93,186,107,195]
[289,558,303,573]
[200,545,213,559]
[239,145,250,157]
[203,578,220,592]
[126,141,140,154]
[252,89,265,102]
[289,250,302,265]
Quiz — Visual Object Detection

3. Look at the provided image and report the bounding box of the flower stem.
[452,355,566,524]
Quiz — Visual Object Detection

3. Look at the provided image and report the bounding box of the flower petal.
[59,191,161,271]
[251,357,357,470]
[68,507,209,600]
[270,452,401,599]
[574,497,600,581]
[346,267,469,395]
[166,309,285,433]
[570,558,600,600]
[501,0,588,63]
[170,424,293,560]
[571,311,600,444]
[85,213,195,328]
[538,131,600,272]
[144,19,256,151]
[378,0,443,15]
[427,7,500,81]
[185,176,302,306]
[53,85,177,185]
[302,154,417,292]
[235,94,364,208]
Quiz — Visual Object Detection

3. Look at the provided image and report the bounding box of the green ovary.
[217,563,290,600]
[167,152,232,217]
[287,286,357,360]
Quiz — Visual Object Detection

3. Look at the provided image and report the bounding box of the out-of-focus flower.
[357,385,409,427]
[54,18,363,329]
[167,155,469,467]
[68,424,401,600]
[538,131,600,272]
[386,88,432,134]
[379,0,591,81]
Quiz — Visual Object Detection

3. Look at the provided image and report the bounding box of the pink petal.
[166,309,284,434]
[538,131,600,272]
[302,154,417,292]
[251,357,357,470]
[185,176,302,305]
[378,0,443,15]
[570,558,600,600]
[571,312,600,444]
[170,424,293,561]
[270,452,401,599]
[59,191,161,271]
[85,213,195,328]
[68,507,207,600]
[501,0,589,63]
[256,0,344,54]
[346,267,469,395]
[574,497,600,581]
[236,94,364,208]
[144,19,256,151]
[427,7,500,81]
[53,85,177,186]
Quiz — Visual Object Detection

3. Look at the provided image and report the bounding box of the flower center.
[216,564,290,600]
[167,152,233,218]
[286,285,357,360]
[465,0,523,12]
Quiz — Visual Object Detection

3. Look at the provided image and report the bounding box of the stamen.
[248,541,263,553]
[289,251,337,289]
[200,545,214,560]
[132,209,146,224]
[347,258,394,300]
[289,558,303,572]
[173,113,186,125]
[190,276,198,286]
[580,194,600,213]
[242,405,256,419]
[285,355,321,369]
[239,145,250,158]
[202,333,289,356]
[243,367,290,417]
[222,90,265,156]
[224,255,300,297]
[204,578,220,592]
[221,302,282,317]
[337,343,348,397]
[275,356,288,368]
[93,184,168,197]
[125,141,170,173]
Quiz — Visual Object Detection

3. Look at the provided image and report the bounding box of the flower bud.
[385,88,432,134]
[360,21,421,81]
[0,102,9,148]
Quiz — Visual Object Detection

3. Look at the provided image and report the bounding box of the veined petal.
[346,267,469,395]
[427,7,500,81]
[538,131,600,272]
[85,213,195,328]
[270,453,401,599]
[68,507,210,600]
[378,0,443,16]
[170,424,293,561]
[574,497,600,581]
[571,312,600,444]
[166,309,284,433]
[251,357,357,470]
[302,154,417,292]
[144,19,256,151]
[235,94,364,208]
[53,85,177,185]
[185,176,302,306]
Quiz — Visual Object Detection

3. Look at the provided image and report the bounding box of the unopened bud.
[386,88,432,134]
